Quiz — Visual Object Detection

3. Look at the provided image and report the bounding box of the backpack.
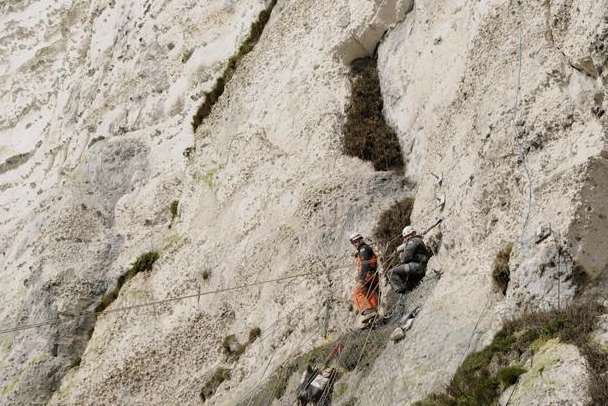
[296,365,335,405]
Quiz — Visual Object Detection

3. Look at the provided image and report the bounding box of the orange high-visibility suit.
[352,242,379,313]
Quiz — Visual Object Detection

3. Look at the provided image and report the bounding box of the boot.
[390,327,405,342]
[378,273,400,320]
[356,310,377,330]
[391,306,421,343]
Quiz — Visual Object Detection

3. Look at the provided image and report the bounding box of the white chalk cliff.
[1,0,607,405]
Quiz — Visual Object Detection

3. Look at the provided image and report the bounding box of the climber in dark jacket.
[388,225,430,293]
[347,232,380,329]
[349,232,379,315]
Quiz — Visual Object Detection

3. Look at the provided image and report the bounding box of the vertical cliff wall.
[1,0,607,405]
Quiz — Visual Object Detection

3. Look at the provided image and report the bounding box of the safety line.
[340,269,380,357]
[458,24,529,367]
[459,291,492,365]
[173,301,321,404]
[512,31,532,243]
[505,378,520,406]
[325,286,404,405]
[244,351,276,406]
[253,327,322,406]
[0,266,352,336]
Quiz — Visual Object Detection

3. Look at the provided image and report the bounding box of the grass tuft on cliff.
[200,367,231,401]
[343,56,404,171]
[129,251,160,275]
[95,251,160,314]
[248,327,262,343]
[191,0,278,132]
[414,301,608,406]
[222,335,246,358]
[492,243,513,295]
[373,198,414,269]
[497,365,526,386]
[169,200,179,222]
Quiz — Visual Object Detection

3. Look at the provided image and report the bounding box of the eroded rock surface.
[1,0,272,404]
[1,0,607,405]
[499,339,590,406]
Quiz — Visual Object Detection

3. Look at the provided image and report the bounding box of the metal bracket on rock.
[435,194,446,211]
[430,172,443,187]
[422,218,443,236]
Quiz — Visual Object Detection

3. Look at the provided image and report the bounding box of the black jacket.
[398,236,430,266]
[355,243,378,282]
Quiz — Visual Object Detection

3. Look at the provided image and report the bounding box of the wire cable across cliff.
[0,266,352,335]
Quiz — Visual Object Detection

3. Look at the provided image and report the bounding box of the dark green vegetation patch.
[414,301,608,406]
[129,252,160,275]
[169,200,179,222]
[191,0,278,132]
[343,56,404,172]
[373,198,414,269]
[248,327,262,343]
[492,243,513,295]
[95,251,160,313]
[496,366,526,387]
[200,367,231,401]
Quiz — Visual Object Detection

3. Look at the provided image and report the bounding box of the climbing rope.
[322,276,405,403]
[244,356,275,406]
[0,265,352,336]
[248,326,323,406]
[504,380,520,406]
[242,322,322,406]
[459,292,493,365]
[511,31,533,244]
[174,297,326,403]
[456,25,529,367]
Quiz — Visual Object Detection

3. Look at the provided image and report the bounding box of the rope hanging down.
[512,32,532,243]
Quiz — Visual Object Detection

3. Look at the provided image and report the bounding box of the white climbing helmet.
[349,232,363,242]
[402,226,416,238]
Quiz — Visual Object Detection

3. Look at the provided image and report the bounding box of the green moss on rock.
[334,382,348,399]
[492,243,513,295]
[343,56,404,171]
[414,301,607,406]
[169,200,179,222]
[497,366,527,386]
[95,252,159,313]
[200,367,231,401]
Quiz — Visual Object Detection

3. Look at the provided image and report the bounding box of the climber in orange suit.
[349,232,379,328]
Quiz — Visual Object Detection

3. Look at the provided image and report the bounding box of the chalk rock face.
[498,339,590,406]
[593,314,608,350]
[366,1,608,403]
[1,0,607,405]
[0,0,272,404]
